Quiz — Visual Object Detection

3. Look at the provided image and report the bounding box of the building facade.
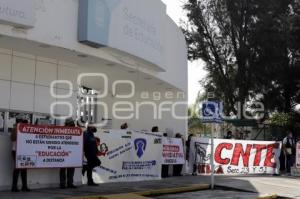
[0,0,187,190]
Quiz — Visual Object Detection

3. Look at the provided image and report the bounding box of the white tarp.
[162,137,185,165]
[16,124,83,169]
[189,137,281,175]
[92,130,162,183]
[296,142,300,168]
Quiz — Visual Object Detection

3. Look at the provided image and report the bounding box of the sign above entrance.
[0,0,35,29]
[78,0,166,71]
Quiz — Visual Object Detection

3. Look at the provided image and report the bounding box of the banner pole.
[210,123,214,189]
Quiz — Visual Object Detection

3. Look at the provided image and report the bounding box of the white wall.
[0,47,187,190]
[0,47,187,132]
[0,0,188,190]
[0,49,81,190]
[0,48,78,116]
[158,17,188,92]
[0,0,187,92]
[95,92,187,135]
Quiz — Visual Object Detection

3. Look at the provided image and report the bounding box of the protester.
[120,123,128,129]
[161,132,169,178]
[59,118,76,189]
[282,131,296,175]
[186,134,194,163]
[0,113,4,131]
[225,131,233,139]
[152,126,168,178]
[82,137,101,177]
[186,134,197,176]
[173,133,184,176]
[83,125,101,186]
[11,118,30,192]
[151,126,159,132]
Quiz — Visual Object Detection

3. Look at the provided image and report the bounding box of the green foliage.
[269,112,300,130]
[182,0,300,115]
[188,92,207,133]
[269,112,294,127]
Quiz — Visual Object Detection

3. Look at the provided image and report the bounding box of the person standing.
[173,133,184,176]
[283,131,296,175]
[161,132,169,178]
[225,131,233,139]
[0,112,4,131]
[153,126,168,178]
[59,118,76,189]
[11,118,30,192]
[186,134,194,163]
[84,126,101,186]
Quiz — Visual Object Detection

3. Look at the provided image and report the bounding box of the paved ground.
[214,175,300,198]
[155,190,259,199]
[0,175,299,199]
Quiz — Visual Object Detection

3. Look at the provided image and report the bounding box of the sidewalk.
[1,175,299,199]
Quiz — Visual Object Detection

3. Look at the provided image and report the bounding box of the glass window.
[78,87,98,125]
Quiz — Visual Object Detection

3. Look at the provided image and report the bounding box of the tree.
[188,91,206,134]
[251,0,300,113]
[182,0,300,116]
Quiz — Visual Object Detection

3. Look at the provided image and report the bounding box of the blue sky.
[161,0,206,105]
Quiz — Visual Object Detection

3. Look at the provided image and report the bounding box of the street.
[155,190,259,199]
[1,175,300,199]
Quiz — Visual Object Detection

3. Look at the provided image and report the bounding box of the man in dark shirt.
[59,118,77,189]
[173,133,184,176]
[225,131,233,139]
[283,131,296,175]
[84,126,101,186]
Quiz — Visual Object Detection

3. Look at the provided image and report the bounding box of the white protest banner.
[92,130,162,183]
[16,124,83,169]
[141,131,164,137]
[189,138,281,175]
[296,142,300,168]
[162,138,185,165]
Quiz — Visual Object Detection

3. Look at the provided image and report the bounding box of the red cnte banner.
[189,138,281,175]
